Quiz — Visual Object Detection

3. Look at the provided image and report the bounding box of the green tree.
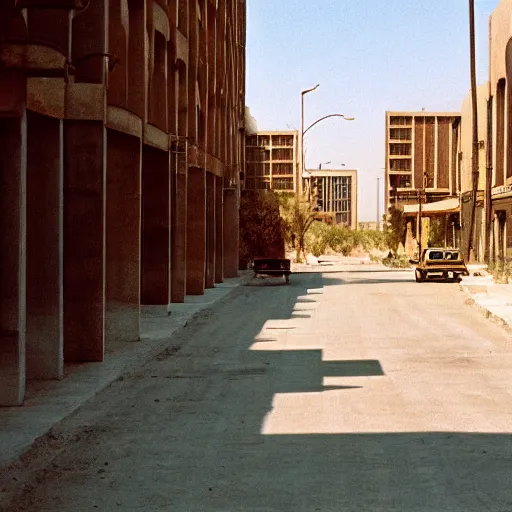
[279,193,318,263]
[428,217,446,247]
[239,190,285,268]
[384,206,406,256]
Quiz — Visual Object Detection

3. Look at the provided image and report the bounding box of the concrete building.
[457,84,489,262]
[305,169,358,229]
[0,0,246,406]
[384,111,461,254]
[488,0,512,263]
[245,131,300,193]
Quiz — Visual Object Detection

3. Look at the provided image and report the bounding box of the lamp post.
[303,114,355,138]
[377,177,381,231]
[301,84,320,189]
[318,161,331,170]
[375,167,385,231]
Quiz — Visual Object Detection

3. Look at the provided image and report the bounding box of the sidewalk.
[460,266,512,332]
[0,274,250,471]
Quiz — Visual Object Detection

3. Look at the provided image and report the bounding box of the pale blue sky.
[246,0,501,221]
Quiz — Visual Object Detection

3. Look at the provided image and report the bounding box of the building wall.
[0,0,246,405]
[305,169,358,229]
[458,85,489,262]
[384,111,461,212]
[459,85,488,194]
[489,0,512,261]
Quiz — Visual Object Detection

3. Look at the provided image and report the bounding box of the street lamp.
[302,114,355,182]
[318,161,331,169]
[301,84,320,186]
[303,114,355,138]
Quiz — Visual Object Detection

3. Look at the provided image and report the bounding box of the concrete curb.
[0,272,252,476]
[459,284,512,335]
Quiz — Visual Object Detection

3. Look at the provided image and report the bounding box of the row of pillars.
[0,111,240,406]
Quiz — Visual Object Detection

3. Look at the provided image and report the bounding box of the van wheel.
[415,269,425,283]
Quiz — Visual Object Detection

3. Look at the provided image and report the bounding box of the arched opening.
[177,0,188,37]
[505,38,512,179]
[176,59,188,138]
[167,41,176,135]
[496,78,506,186]
[108,0,128,107]
[149,30,167,130]
[127,0,144,117]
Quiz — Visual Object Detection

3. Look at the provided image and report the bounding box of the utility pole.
[417,171,427,257]
[418,189,423,256]
[484,96,493,263]
[467,0,479,261]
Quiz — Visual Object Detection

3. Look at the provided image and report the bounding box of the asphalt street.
[3,267,512,511]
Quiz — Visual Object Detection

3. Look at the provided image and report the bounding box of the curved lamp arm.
[303,114,355,136]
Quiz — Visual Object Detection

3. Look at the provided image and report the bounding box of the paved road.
[4,268,512,511]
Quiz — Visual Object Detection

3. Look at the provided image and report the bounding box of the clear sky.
[246,0,501,221]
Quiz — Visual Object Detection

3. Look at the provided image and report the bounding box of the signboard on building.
[492,184,512,198]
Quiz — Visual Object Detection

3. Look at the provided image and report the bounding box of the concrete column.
[63,120,106,362]
[26,112,63,379]
[186,167,206,295]
[141,145,170,305]
[0,115,27,406]
[223,188,239,278]
[171,151,187,303]
[205,172,216,288]
[106,130,141,342]
[215,176,224,283]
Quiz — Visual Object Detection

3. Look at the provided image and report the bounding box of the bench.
[253,258,291,284]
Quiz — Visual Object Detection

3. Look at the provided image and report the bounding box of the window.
[389,128,412,141]
[389,116,410,126]
[390,159,411,171]
[428,251,444,260]
[272,135,294,147]
[389,143,411,156]
[273,163,293,175]
[272,148,293,161]
[273,177,293,190]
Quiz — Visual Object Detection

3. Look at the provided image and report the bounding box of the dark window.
[428,251,444,260]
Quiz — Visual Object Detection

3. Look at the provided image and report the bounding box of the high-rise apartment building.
[385,111,461,209]
[245,131,300,193]
[384,111,461,252]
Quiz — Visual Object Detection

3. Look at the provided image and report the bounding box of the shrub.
[239,190,285,268]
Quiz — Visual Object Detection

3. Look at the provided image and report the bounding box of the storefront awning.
[403,197,460,215]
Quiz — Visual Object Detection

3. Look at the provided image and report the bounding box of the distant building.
[305,169,358,229]
[457,85,488,262]
[359,221,379,230]
[245,131,300,193]
[384,111,461,254]
[245,107,258,135]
